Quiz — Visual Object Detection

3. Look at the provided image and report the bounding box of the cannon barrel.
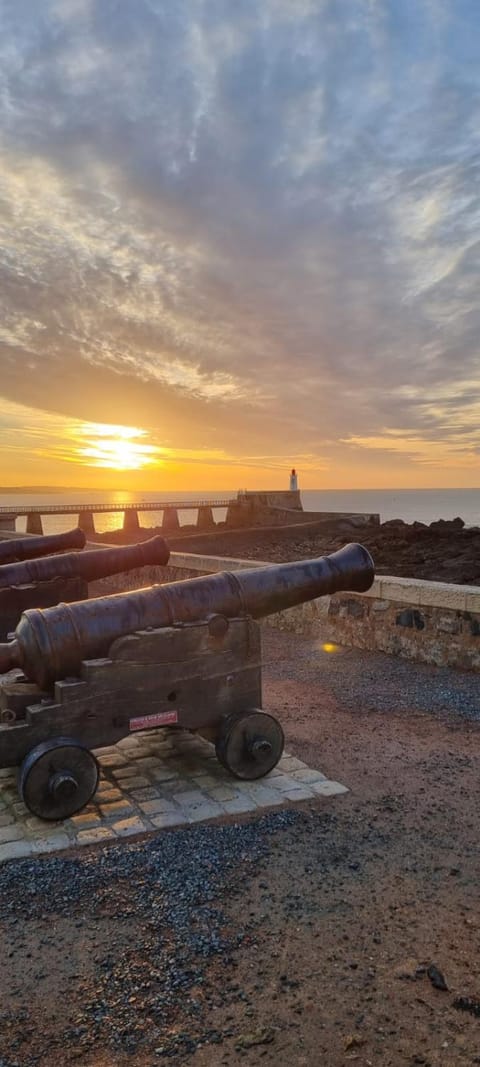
[0,543,373,687]
[0,527,86,565]
[0,535,170,592]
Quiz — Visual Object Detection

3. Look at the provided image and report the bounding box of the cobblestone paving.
[0,729,347,863]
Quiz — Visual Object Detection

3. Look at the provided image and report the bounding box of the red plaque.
[129,710,178,732]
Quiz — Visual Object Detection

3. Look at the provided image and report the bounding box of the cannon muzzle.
[0,534,170,591]
[0,527,86,565]
[0,543,373,686]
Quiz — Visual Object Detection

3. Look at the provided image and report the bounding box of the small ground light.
[321,642,342,654]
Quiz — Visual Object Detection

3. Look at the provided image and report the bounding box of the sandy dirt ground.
[1,629,480,1067]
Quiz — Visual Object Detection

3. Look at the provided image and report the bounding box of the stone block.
[96,788,123,802]
[75,827,116,845]
[418,582,467,611]
[239,783,286,806]
[436,616,461,635]
[112,765,144,779]
[379,578,421,605]
[112,817,147,836]
[0,814,15,827]
[26,816,63,833]
[370,599,390,612]
[395,609,425,631]
[173,789,209,806]
[150,768,180,783]
[128,786,161,801]
[290,769,328,784]
[119,777,152,791]
[0,824,26,844]
[278,757,307,772]
[311,780,348,797]
[100,800,133,817]
[0,768,15,781]
[96,754,128,768]
[265,775,303,793]
[155,779,191,794]
[187,773,219,788]
[93,746,120,758]
[222,795,257,815]
[116,737,141,751]
[138,798,179,815]
[280,786,314,801]
[206,785,243,803]
[150,812,189,829]
[70,812,102,829]
[344,598,365,619]
[180,800,223,822]
[465,592,480,614]
[128,756,162,769]
[0,839,34,863]
[32,833,71,855]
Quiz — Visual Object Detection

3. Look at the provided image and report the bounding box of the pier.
[0,499,232,536]
[0,490,378,536]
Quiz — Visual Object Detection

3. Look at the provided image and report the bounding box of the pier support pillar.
[123,509,140,534]
[78,510,96,537]
[26,513,43,535]
[162,507,180,533]
[196,506,215,531]
[0,514,17,532]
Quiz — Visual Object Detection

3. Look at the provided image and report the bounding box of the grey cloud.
[0,0,480,461]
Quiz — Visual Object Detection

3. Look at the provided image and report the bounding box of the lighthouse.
[289,468,298,491]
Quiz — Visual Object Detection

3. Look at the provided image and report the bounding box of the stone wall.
[88,552,480,671]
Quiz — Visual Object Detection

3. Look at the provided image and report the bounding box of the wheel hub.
[250,737,273,760]
[49,770,79,801]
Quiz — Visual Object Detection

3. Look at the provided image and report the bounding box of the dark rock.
[427,964,448,991]
[429,518,465,533]
[396,610,425,631]
[453,996,480,1017]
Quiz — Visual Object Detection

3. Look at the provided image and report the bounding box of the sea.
[0,488,480,535]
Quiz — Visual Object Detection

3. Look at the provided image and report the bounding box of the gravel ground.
[1,629,480,1066]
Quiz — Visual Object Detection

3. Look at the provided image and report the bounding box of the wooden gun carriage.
[0,543,374,820]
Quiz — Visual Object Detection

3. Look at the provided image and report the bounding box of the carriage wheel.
[215,710,284,780]
[19,737,99,821]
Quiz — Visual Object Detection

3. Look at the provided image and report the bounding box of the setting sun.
[76,423,164,471]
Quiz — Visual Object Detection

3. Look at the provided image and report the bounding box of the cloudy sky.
[0,0,479,490]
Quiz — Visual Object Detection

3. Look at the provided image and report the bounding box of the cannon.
[0,534,169,590]
[0,535,170,641]
[0,527,86,565]
[0,542,373,820]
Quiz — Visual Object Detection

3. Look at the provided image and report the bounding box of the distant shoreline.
[0,486,109,494]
